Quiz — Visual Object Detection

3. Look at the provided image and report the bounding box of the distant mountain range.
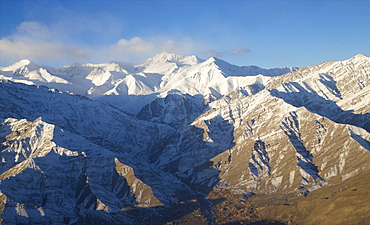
[1,53,369,224]
[0,52,296,114]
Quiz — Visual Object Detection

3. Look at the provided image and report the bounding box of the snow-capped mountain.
[0,52,296,114]
[1,53,369,224]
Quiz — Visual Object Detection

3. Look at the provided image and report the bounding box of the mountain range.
[0,53,369,224]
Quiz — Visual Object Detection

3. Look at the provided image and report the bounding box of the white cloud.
[15,21,50,41]
[93,36,200,63]
[112,37,156,55]
[232,46,251,55]
[0,21,89,63]
[0,38,89,59]
[161,37,196,55]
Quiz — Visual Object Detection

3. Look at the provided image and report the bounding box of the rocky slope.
[189,54,370,191]
[0,53,369,224]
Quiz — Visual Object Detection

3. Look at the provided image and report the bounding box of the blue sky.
[1,0,369,68]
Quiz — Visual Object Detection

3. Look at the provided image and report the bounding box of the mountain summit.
[0,54,369,224]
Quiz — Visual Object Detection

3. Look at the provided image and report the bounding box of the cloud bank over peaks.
[99,36,198,63]
[0,20,252,67]
[0,21,90,65]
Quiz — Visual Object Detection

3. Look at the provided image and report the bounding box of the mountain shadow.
[0,81,244,224]
[269,82,370,132]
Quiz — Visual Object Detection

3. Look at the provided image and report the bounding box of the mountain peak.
[145,52,202,67]
[206,56,227,63]
[205,57,217,63]
[18,59,32,65]
[149,52,180,62]
[204,56,232,69]
[156,51,176,58]
[3,59,39,72]
[64,60,83,68]
[350,53,368,61]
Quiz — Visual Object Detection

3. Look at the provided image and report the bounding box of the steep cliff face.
[1,54,369,224]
